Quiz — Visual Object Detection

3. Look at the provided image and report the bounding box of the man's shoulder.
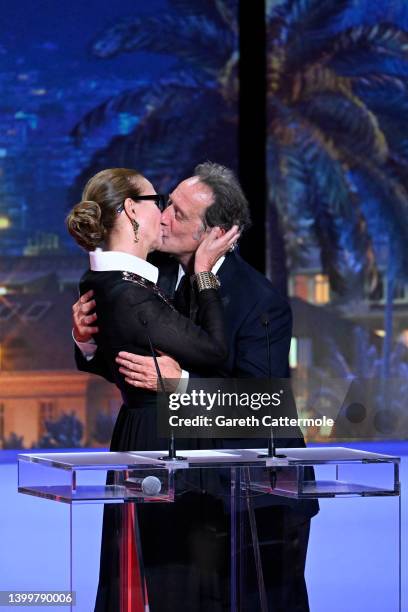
[228,253,288,306]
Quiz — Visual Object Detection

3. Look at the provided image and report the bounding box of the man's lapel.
[173,274,191,318]
[217,251,240,308]
[156,256,179,297]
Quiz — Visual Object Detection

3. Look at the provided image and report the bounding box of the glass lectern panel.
[17,448,401,612]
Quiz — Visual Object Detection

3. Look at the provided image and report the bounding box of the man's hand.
[116,351,182,391]
[72,290,99,343]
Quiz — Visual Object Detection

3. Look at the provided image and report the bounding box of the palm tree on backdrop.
[266,0,408,382]
[267,0,408,296]
[71,0,408,376]
[70,0,239,194]
[73,0,408,289]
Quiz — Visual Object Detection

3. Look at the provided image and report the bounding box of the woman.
[66,168,239,611]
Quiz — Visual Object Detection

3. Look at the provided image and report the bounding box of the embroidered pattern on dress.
[122,270,176,311]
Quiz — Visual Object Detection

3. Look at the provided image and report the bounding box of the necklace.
[122,270,176,311]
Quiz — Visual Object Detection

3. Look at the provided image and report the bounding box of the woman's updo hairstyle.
[66,168,143,251]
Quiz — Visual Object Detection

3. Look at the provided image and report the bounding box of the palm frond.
[354,77,408,162]
[268,7,408,87]
[268,103,373,291]
[386,158,408,196]
[318,23,408,76]
[287,20,408,76]
[214,0,239,34]
[91,15,234,73]
[268,141,316,269]
[349,157,408,278]
[353,74,408,123]
[71,87,236,198]
[331,53,408,78]
[266,3,408,292]
[276,0,351,33]
[267,42,287,94]
[304,142,371,290]
[353,73,408,96]
[70,73,208,142]
[379,119,408,164]
[272,0,353,71]
[171,0,238,32]
[306,141,373,288]
[70,88,148,142]
[288,65,352,101]
[267,0,351,82]
[290,64,388,165]
[169,0,236,29]
[169,0,219,16]
[329,23,408,57]
[296,90,388,162]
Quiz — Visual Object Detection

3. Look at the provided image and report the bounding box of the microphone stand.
[258,315,286,459]
[140,315,186,461]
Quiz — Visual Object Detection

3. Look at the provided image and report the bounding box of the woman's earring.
[131,219,139,243]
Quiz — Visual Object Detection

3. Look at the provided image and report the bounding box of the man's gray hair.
[194,161,252,232]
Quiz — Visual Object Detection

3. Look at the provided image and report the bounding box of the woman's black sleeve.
[111,285,228,370]
[74,344,115,383]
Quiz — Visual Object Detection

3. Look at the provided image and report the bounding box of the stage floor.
[1,441,406,612]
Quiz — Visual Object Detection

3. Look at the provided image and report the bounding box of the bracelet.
[194,271,221,292]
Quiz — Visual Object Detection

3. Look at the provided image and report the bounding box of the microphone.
[259,313,285,459]
[138,315,148,326]
[260,314,271,379]
[138,312,166,394]
[138,312,185,461]
[125,475,162,496]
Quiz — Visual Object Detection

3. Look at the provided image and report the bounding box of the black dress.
[78,269,229,612]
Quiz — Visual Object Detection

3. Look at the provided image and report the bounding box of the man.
[74,162,318,611]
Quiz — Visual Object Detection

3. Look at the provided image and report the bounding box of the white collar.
[89,249,159,284]
[175,256,225,290]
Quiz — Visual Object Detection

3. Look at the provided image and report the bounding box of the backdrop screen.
[0,0,239,450]
[266,0,408,442]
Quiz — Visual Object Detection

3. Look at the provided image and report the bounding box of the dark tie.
[174,274,190,317]
[174,274,198,321]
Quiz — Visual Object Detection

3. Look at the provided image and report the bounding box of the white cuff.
[175,369,189,394]
[72,329,97,361]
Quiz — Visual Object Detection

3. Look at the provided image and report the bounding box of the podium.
[18,447,401,611]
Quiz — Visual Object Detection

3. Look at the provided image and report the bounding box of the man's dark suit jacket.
[75,250,318,520]
[161,251,292,378]
[159,250,319,520]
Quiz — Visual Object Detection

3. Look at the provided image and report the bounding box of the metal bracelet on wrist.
[194,271,221,292]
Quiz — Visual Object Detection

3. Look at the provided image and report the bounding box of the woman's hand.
[194,225,240,274]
